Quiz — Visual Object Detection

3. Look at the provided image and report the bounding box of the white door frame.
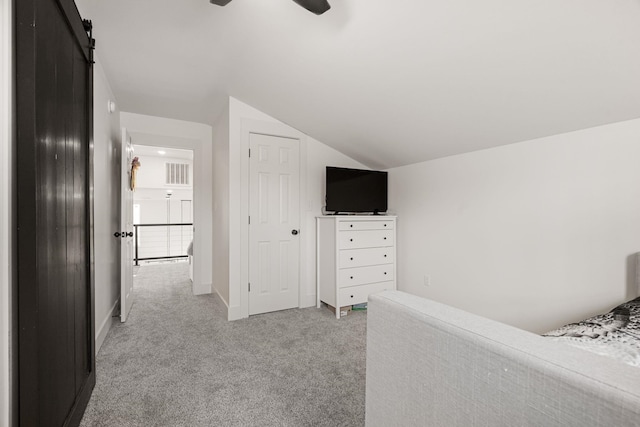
[240,119,307,319]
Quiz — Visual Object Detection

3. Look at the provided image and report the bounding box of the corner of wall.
[212,101,231,306]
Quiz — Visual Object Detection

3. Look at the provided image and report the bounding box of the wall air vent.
[165,162,190,185]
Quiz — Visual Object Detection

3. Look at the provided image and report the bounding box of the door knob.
[291,229,299,235]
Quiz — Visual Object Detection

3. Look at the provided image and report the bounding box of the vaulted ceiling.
[77,0,640,169]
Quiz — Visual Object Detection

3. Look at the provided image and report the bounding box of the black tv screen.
[326,167,388,214]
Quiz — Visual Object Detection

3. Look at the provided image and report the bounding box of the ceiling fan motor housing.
[292,0,331,15]
[210,0,331,15]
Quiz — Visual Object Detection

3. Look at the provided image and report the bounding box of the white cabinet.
[316,216,397,319]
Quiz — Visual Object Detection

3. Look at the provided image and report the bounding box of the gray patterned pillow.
[543,297,640,367]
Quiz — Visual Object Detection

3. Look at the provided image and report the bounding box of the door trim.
[240,119,308,319]
[125,132,210,296]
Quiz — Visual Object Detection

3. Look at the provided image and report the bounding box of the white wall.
[93,57,122,353]
[133,153,194,258]
[133,154,193,190]
[121,112,213,295]
[135,196,192,222]
[388,119,640,333]
[134,188,193,222]
[133,153,193,225]
[212,102,230,306]
[0,0,12,423]
[224,97,365,320]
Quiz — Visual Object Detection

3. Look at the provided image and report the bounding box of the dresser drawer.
[339,247,395,268]
[338,264,394,288]
[339,281,395,305]
[339,229,394,249]
[338,220,394,231]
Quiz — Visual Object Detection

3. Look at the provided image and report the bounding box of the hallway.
[80,262,366,426]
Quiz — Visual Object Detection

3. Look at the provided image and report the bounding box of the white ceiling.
[133,144,193,161]
[77,0,640,169]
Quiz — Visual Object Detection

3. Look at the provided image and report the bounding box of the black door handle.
[126,231,133,237]
[113,232,121,238]
[291,229,299,235]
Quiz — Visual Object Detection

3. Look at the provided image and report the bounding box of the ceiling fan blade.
[210,0,233,6]
[292,0,331,15]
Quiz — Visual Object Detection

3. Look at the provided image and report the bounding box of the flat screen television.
[325,166,388,214]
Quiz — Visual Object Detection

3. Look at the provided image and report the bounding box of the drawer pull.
[350,238,353,242]
[383,237,387,240]
[350,257,353,260]
[350,224,353,228]
[384,224,387,227]
[384,272,387,275]
[350,295,354,298]
[384,254,387,258]
[350,276,354,279]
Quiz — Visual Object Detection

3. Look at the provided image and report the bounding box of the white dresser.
[316,215,397,319]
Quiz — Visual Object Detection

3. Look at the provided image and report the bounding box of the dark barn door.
[15,0,95,426]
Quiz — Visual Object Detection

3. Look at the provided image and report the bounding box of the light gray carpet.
[80,262,367,427]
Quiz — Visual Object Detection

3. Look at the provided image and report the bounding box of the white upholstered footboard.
[365,291,640,427]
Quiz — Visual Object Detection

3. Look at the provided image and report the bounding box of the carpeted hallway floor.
[80,262,367,427]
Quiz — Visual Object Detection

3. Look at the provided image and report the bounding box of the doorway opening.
[131,144,194,285]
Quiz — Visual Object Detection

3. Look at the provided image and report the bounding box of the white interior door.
[120,128,134,322]
[249,133,300,315]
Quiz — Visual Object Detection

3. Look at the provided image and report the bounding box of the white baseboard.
[95,299,119,355]
[226,294,317,321]
[209,283,235,320]
[193,281,212,296]
[301,293,317,308]
[228,304,243,321]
